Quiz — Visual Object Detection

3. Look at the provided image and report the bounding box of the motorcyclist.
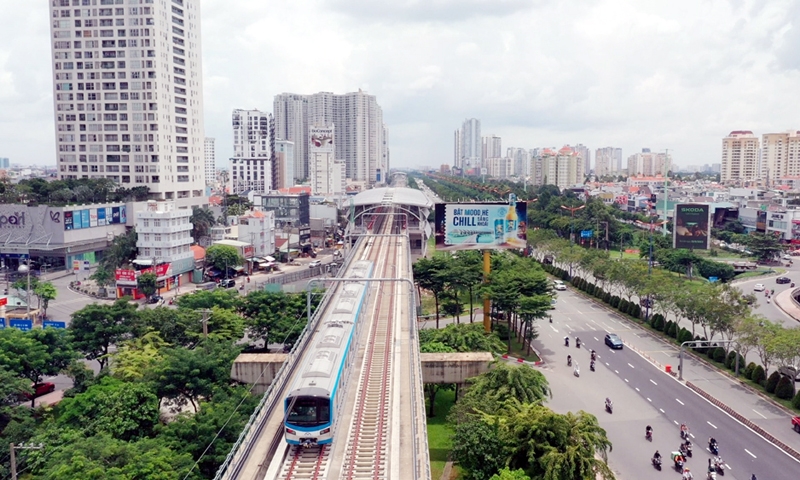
[708,437,718,453]
[565,336,570,347]
[590,359,596,371]
[591,349,597,361]
[567,354,572,366]
[682,467,693,480]
[646,425,653,436]
[680,423,688,437]
[653,450,661,461]
[576,337,581,348]
[605,397,612,410]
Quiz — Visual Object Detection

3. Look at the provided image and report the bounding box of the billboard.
[309,126,334,152]
[434,195,527,251]
[674,203,710,250]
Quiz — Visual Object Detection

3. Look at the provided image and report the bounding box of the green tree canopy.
[69,299,139,369]
[137,272,158,299]
[0,328,75,406]
[205,244,243,272]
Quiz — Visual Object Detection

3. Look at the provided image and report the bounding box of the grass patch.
[427,388,462,480]
[509,337,541,362]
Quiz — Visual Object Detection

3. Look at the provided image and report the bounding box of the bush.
[775,376,796,400]
[587,284,595,296]
[492,322,510,341]
[730,353,746,373]
[751,364,766,385]
[744,362,756,380]
[633,304,642,318]
[695,336,708,355]
[571,276,581,287]
[610,296,620,308]
[766,371,781,394]
[793,390,800,410]
[653,315,665,331]
[603,292,612,304]
[664,321,676,338]
[677,328,693,344]
[712,347,726,363]
[724,351,737,369]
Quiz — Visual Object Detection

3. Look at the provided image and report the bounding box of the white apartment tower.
[230,109,271,195]
[135,200,194,276]
[309,125,345,195]
[274,140,295,191]
[721,131,760,184]
[595,147,618,177]
[532,147,583,189]
[482,135,502,160]
[507,147,530,177]
[274,90,386,187]
[460,118,481,170]
[761,131,800,183]
[49,0,206,204]
[204,137,215,186]
[573,144,591,173]
[454,129,463,168]
[613,148,623,172]
[627,149,672,177]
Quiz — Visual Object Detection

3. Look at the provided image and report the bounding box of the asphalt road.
[538,287,800,480]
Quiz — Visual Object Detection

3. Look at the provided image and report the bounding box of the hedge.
[653,315,665,331]
[793,390,800,410]
[775,376,796,400]
[744,362,756,380]
[751,364,766,385]
[766,371,781,394]
[677,328,693,344]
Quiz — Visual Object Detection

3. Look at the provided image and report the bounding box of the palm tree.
[190,207,216,244]
[100,229,138,270]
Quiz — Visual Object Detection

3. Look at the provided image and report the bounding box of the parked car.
[779,365,800,382]
[604,333,623,349]
[753,283,766,292]
[309,260,322,268]
[554,280,567,291]
[777,276,792,284]
[24,382,55,400]
[218,278,236,288]
[147,295,163,304]
[793,416,800,433]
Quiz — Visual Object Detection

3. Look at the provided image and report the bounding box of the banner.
[434,195,527,251]
[97,207,106,226]
[674,204,710,250]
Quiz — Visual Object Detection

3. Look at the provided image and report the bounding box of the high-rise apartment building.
[0,158,9,169]
[532,147,582,189]
[460,118,481,170]
[595,147,620,177]
[721,131,760,184]
[507,147,529,177]
[613,148,623,172]
[453,129,463,168]
[309,125,345,195]
[573,144,591,173]
[627,149,672,177]
[204,137,215,186]
[761,131,800,183]
[48,0,206,205]
[229,109,271,195]
[274,90,386,187]
[485,157,513,178]
[482,135,502,160]
[274,140,295,191]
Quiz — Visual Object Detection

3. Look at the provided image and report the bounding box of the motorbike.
[567,356,572,367]
[707,472,717,480]
[709,441,719,456]
[714,458,725,475]
[792,282,796,288]
[591,351,597,361]
[605,399,613,414]
[679,443,689,456]
[168,298,174,305]
[564,337,570,347]
[683,442,693,457]
[576,338,581,348]
[646,430,652,441]
[651,456,662,470]
[590,361,596,372]
[680,429,689,440]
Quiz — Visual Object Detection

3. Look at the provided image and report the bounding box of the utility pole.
[663,148,669,237]
[197,308,211,337]
[10,442,44,479]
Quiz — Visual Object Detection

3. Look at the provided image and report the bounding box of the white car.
[308,260,322,268]
[554,281,567,291]
[753,283,766,292]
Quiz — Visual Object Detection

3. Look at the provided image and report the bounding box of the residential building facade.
[273,140,295,191]
[230,109,271,195]
[721,131,760,184]
[308,125,345,195]
[460,118,481,170]
[204,137,215,186]
[482,135,502,160]
[48,0,206,205]
[532,147,583,189]
[761,131,800,184]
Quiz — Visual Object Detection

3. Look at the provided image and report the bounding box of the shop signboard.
[115,269,137,282]
[673,203,710,250]
[64,210,74,230]
[43,320,66,329]
[73,260,81,271]
[0,297,6,307]
[434,195,527,251]
[97,207,107,226]
[111,207,121,224]
[0,318,4,329]
[89,209,98,227]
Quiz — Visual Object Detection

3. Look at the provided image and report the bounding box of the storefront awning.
[259,262,275,268]
[264,255,276,262]
[232,266,245,272]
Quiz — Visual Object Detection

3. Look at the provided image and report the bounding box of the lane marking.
[752,409,767,419]
[650,379,658,385]
[659,408,665,413]
[614,370,619,374]
[624,378,629,383]
[605,362,610,366]
[635,387,640,392]
[549,325,559,333]
[594,336,599,341]
[628,363,635,369]
[707,421,717,429]
[745,449,757,459]
[676,398,684,406]
[673,420,679,425]
[689,433,695,439]
[647,398,652,402]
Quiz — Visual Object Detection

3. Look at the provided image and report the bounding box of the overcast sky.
[1,0,799,171]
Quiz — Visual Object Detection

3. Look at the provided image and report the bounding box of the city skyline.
[2,1,800,171]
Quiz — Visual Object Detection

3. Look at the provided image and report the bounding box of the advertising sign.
[89,209,98,227]
[0,318,4,329]
[97,207,107,226]
[43,320,67,329]
[115,269,137,282]
[83,260,90,271]
[674,203,710,250]
[64,210,74,230]
[434,195,527,251]
[0,297,6,307]
[73,260,81,271]
[580,230,593,238]
[120,205,126,223]
[9,319,32,331]
[309,126,334,152]
[81,209,90,229]
[111,207,121,224]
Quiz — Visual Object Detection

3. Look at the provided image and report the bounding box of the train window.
[288,397,330,426]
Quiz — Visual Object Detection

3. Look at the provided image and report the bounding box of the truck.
[793,416,800,433]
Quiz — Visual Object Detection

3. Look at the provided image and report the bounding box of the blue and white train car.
[284,260,373,446]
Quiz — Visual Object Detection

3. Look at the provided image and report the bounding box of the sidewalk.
[773,287,800,321]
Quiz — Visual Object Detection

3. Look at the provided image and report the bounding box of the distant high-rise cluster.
[455,118,481,171]
[274,90,387,187]
[48,0,206,205]
[482,134,502,160]
[530,147,584,189]
[627,149,672,177]
[721,131,760,184]
[595,147,623,177]
[719,130,800,185]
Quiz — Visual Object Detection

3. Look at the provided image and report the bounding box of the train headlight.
[320,428,331,435]
[286,428,296,435]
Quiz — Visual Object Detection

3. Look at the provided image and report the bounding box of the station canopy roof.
[349,187,433,209]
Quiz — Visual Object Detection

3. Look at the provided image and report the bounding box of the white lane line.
[647,398,652,402]
[594,336,599,341]
[601,322,613,330]
[673,420,679,425]
[650,379,658,385]
[744,449,757,459]
[549,325,559,333]
[659,408,665,413]
[624,378,629,383]
[628,363,635,369]
[689,433,695,439]
[707,421,717,429]
[614,370,619,374]
[753,409,767,419]
[605,362,610,366]
[676,398,684,406]
[635,387,640,392]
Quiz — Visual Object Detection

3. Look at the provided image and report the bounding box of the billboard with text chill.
[434,197,527,251]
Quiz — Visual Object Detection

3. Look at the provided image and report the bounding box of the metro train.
[283,260,374,446]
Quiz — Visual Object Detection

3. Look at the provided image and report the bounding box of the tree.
[110,332,169,381]
[0,328,75,407]
[413,256,450,327]
[451,420,508,480]
[34,281,57,318]
[239,290,319,347]
[190,206,217,244]
[69,299,139,369]
[100,228,138,270]
[742,232,783,262]
[90,265,114,295]
[419,322,505,354]
[57,376,160,440]
[137,272,158,300]
[12,275,41,307]
[176,288,240,311]
[205,244,243,273]
[134,307,204,348]
[153,339,240,412]
[0,366,30,409]
[490,469,531,480]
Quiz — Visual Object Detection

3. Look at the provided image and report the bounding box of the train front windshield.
[286,396,331,427]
